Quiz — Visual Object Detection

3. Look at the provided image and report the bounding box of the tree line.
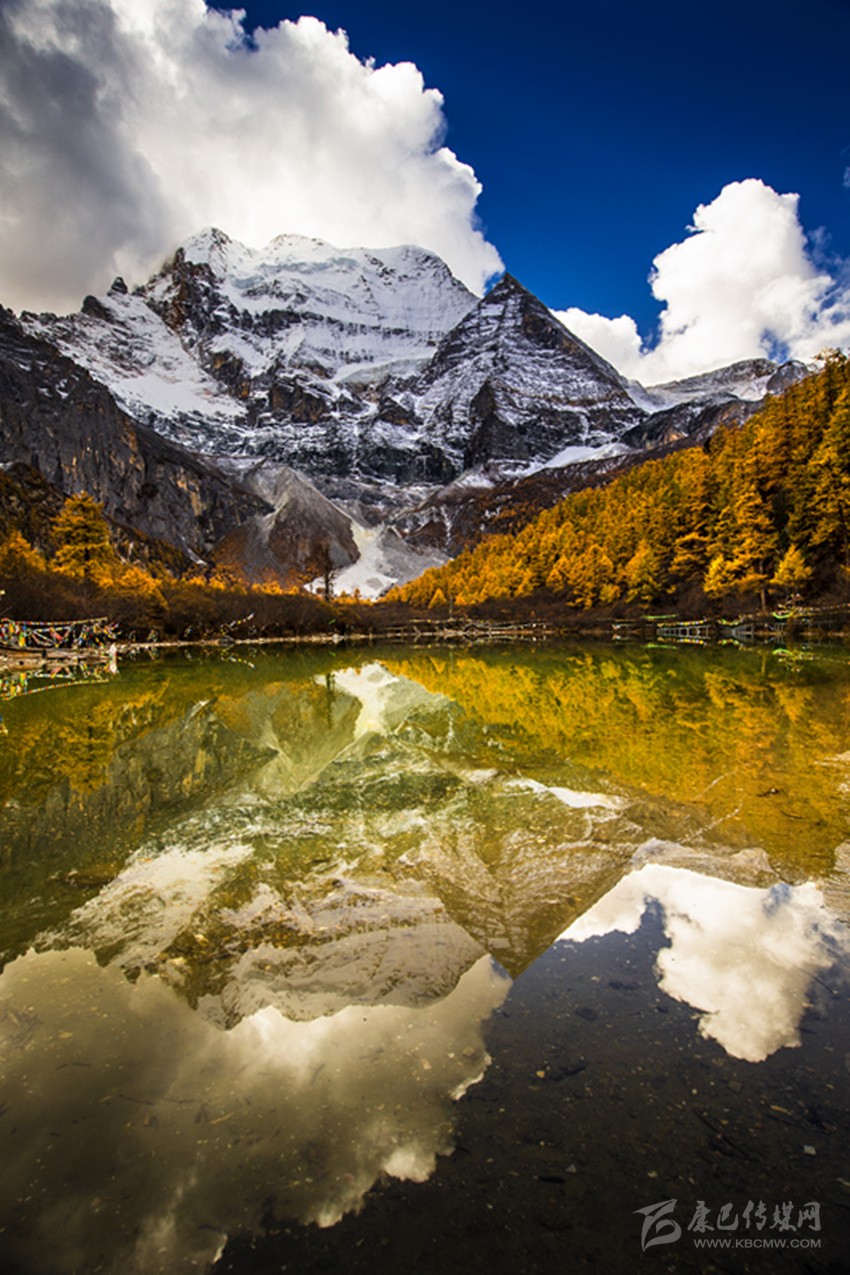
[390,352,850,612]
[4,351,849,633]
[0,492,347,637]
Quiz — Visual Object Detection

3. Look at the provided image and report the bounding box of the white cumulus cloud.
[562,864,847,1063]
[557,179,850,384]
[0,0,502,313]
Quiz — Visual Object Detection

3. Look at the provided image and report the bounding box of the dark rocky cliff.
[0,309,268,558]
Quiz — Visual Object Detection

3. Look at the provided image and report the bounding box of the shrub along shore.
[3,601,850,677]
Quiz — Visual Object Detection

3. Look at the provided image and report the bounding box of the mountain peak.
[168,229,476,297]
[406,265,645,473]
[5,227,811,591]
[486,271,527,296]
[176,226,235,269]
[14,228,794,532]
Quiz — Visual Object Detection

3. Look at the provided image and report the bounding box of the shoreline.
[3,603,850,670]
[119,603,850,652]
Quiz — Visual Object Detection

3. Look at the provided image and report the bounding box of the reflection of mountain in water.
[2,648,850,1271]
[40,661,642,1013]
[16,652,850,1014]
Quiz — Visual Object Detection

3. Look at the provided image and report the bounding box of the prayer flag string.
[0,617,118,649]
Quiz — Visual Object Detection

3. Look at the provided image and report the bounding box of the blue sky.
[1,0,848,379]
[229,0,850,335]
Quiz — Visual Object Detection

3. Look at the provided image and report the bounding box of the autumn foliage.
[3,355,850,633]
[0,493,349,637]
[390,353,850,612]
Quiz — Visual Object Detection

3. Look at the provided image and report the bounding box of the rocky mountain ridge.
[0,307,267,562]
[4,229,811,592]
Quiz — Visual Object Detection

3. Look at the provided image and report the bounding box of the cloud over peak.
[0,0,502,312]
[558,179,850,384]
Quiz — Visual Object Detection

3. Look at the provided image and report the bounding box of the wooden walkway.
[615,606,850,646]
[370,617,557,645]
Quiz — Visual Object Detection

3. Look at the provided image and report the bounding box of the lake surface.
[1,643,849,1273]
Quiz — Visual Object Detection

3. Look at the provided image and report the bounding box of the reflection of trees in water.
[6,655,635,1002]
[0,681,274,964]
[385,646,850,870]
[5,643,850,996]
[2,646,849,1274]
[1,680,177,804]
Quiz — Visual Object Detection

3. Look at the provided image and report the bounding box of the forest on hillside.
[0,489,351,638]
[3,353,850,637]
[391,352,850,614]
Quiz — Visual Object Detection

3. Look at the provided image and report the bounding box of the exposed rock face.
[0,308,268,558]
[0,464,66,550]
[401,274,645,471]
[4,231,813,586]
[146,228,476,382]
[23,230,478,475]
[213,462,360,584]
[208,458,444,593]
[624,356,812,449]
[21,228,794,495]
[624,396,761,450]
[391,449,633,555]
[19,229,647,487]
[640,357,809,409]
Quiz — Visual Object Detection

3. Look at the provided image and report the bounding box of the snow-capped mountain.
[0,306,266,561]
[400,273,644,472]
[151,228,477,381]
[5,230,811,592]
[24,229,477,460]
[639,358,809,410]
[625,357,811,449]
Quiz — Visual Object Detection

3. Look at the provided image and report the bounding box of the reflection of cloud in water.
[561,864,848,1062]
[0,948,508,1275]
